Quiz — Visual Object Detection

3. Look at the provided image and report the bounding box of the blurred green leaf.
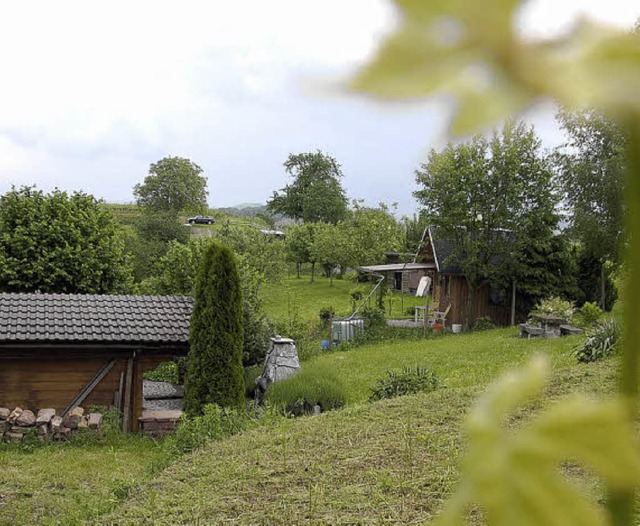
[434,356,640,525]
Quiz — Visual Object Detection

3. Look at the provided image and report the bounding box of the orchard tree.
[0,186,132,293]
[183,242,245,414]
[342,202,404,267]
[310,222,350,285]
[215,222,288,284]
[134,156,208,215]
[555,109,626,308]
[415,120,557,327]
[286,223,317,280]
[267,150,348,224]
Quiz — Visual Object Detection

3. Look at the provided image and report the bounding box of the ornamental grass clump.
[573,320,621,363]
[369,364,441,402]
[265,364,346,415]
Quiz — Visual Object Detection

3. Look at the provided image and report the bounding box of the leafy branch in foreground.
[434,356,640,526]
[349,1,640,522]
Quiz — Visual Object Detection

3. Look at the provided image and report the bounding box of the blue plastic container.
[320,340,331,351]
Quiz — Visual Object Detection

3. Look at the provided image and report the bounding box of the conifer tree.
[183,242,245,414]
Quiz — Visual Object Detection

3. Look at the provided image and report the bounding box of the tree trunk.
[600,263,606,310]
[511,278,516,326]
[311,262,315,283]
[296,262,301,279]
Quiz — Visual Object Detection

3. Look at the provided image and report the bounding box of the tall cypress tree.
[183,242,245,415]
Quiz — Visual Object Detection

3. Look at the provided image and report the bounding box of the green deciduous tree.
[183,242,245,415]
[343,202,404,267]
[310,222,349,285]
[126,211,190,282]
[215,222,287,284]
[286,223,318,281]
[415,120,557,327]
[134,156,209,215]
[267,150,348,224]
[0,186,132,293]
[141,237,272,367]
[555,109,626,308]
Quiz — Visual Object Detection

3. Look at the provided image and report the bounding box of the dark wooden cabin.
[415,226,513,327]
[0,294,192,431]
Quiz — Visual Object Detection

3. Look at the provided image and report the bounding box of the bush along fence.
[0,406,103,443]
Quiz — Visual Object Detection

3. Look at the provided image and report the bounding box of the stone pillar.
[261,336,301,384]
[255,336,301,400]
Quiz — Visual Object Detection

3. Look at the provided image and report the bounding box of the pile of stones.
[0,406,103,443]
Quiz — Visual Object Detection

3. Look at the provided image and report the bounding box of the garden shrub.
[144,361,179,383]
[242,300,273,367]
[165,404,250,457]
[183,242,245,415]
[531,296,575,320]
[572,301,604,328]
[369,365,441,402]
[473,316,495,331]
[318,306,334,326]
[573,319,621,363]
[360,306,386,330]
[265,364,347,415]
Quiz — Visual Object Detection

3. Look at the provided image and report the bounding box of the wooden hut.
[0,294,192,431]
[415,226,513,327]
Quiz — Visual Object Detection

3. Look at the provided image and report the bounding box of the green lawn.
[262,275,433,323]
[262,275,373,322]
[1,329,607,524]
[306,328,580,403]
[101,333,615,524]
[0,436,165,525]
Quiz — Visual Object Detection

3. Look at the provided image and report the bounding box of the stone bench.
[520,324,544,339]
[560,324,585,336]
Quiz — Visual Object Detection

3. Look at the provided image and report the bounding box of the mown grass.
[103,354,618,524]
[262,275,372,322]
[0,435,164,525]
[0,329,604,524]
[308,328,580,404]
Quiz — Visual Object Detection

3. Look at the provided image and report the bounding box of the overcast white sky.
[0,1,638,215]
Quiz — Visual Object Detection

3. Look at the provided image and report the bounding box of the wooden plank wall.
[0,356,128,413]
[436,275,511,327]
[0,349,184,431]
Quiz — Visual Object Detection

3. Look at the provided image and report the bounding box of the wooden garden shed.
[0,293,192,431]
[415,226,513,327]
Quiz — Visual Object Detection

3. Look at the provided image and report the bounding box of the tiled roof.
[0,294,193,345]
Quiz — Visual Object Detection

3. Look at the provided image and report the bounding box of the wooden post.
[423,292,431,338]
[121,355,134,432]
[131,354,144,433]
[329,307,334,345]
[511,278,516,327]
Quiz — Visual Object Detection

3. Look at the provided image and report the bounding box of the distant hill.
[215,203,267,218]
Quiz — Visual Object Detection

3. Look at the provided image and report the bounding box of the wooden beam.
[121,355,135,432]
[61,358,118,418]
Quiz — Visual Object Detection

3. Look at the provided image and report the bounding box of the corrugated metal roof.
[0,293,193,345]
[360,263,435,272]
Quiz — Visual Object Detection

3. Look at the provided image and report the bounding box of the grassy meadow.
[1,326,611,525]
[101,332,614,524]
[262,274,426,323]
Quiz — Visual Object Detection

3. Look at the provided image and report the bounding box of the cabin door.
[394,272,402,291]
